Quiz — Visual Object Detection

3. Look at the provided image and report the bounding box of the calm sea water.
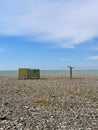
[0,70,98,77]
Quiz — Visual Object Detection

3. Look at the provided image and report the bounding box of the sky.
[0,0,98,70]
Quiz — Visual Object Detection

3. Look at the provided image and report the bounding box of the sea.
[0,70,98,77]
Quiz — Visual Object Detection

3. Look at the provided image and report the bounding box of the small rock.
[0,115,7,120]
[24,106,29,109]
[4,102,9,105]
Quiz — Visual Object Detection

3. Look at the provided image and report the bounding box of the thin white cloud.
[87,56,98,60]
[0,48,6,52]
[60,58,71,61]
[0,0,98,48]
[88,47,98,51]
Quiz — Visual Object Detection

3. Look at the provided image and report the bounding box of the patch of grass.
[34,99,62,107]
[34,100,51,105]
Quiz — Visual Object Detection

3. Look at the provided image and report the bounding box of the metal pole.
[68,66,74,79]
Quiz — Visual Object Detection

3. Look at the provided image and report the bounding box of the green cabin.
[29,69,40,79]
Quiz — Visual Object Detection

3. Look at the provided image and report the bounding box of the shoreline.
[0,74,98,80]
[1,69,98,77]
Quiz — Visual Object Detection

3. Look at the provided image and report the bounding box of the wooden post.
[68,66,74,79]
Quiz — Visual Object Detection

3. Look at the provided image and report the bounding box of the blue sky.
[0,0,98,70]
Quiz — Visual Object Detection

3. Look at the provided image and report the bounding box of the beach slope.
[0,76,98,129]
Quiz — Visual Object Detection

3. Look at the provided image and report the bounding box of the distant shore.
[1,70,98,77]
[0,76,98,129]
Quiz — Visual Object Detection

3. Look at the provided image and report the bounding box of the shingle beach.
[0,76,98,130]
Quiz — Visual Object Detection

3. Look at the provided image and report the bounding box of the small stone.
[24,128,30,130]
[24,106,29,109]
[4,102,9,105]
[0,115,7,120]
[79,128,84,130]
[0,128,4,130]
[20,117,24,121]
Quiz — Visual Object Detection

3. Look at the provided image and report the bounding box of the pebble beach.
[0,76,98,130]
